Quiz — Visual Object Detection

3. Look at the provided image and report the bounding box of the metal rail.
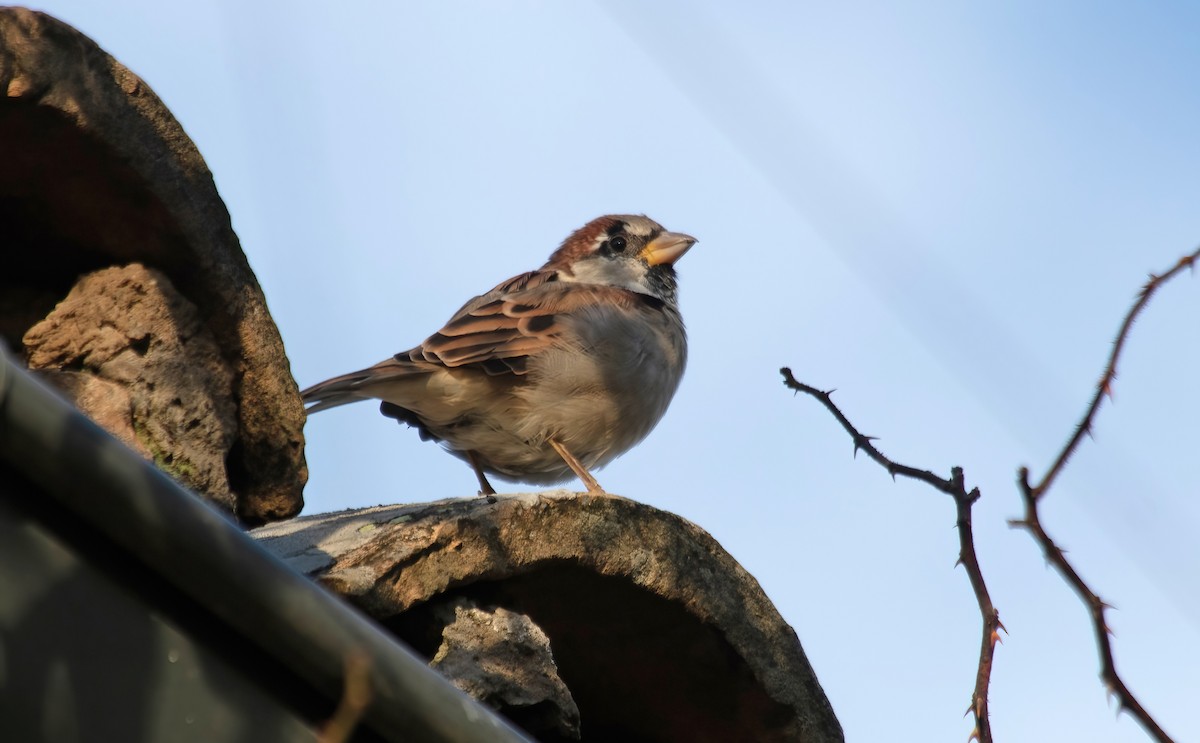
[0,346,531,743]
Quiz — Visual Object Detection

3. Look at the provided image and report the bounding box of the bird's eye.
[609,236,627,252]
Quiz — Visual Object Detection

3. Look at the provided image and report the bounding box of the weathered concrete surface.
[0,8,306,523]
[24,264,239,510]
[254,492,844,742]
[431,599,581,741]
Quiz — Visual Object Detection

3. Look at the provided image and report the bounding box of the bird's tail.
[300,357,425,414]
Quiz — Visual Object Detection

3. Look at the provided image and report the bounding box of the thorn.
[852,434,877,458]
[963,699,978,718]
[990,628,1004,645]
[965,703,983,742]
[954,556,963,569]
[1103,680,1118,703]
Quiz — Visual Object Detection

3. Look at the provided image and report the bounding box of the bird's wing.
[301,271,653,411]
[401,274,654,377]
[300,272,558,411]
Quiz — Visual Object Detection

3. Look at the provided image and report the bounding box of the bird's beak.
[640,231,697,266]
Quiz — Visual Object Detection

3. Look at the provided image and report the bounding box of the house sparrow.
[301,214,696,495]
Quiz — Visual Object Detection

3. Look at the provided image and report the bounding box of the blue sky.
[31,2,1200,740]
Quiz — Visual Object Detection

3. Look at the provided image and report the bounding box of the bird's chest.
[520,306,685,445]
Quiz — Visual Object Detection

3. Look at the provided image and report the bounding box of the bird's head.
[545,215,697,302]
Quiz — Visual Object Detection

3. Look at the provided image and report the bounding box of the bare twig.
[318,650,373,743]
[781,369,1002,743]
[1014,469,1171,742]
[1011,247,1197,743]
[1029,248,1198,500]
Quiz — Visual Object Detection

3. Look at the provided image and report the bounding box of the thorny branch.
[780,368,1002,743]
[1011,246,1198,743]
[1027,248,1199,500]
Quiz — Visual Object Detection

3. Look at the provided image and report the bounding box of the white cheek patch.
[559,256,651,294]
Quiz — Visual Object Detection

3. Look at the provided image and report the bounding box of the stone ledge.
[0,8,306,523]
[254,492,843,742]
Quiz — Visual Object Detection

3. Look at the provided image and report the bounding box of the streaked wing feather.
[305,270,660,411]
[410,277,650,376]
[442,270,560,324]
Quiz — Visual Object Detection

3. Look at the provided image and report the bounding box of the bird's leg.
[466,451,497,496]
[548,439,605,494]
